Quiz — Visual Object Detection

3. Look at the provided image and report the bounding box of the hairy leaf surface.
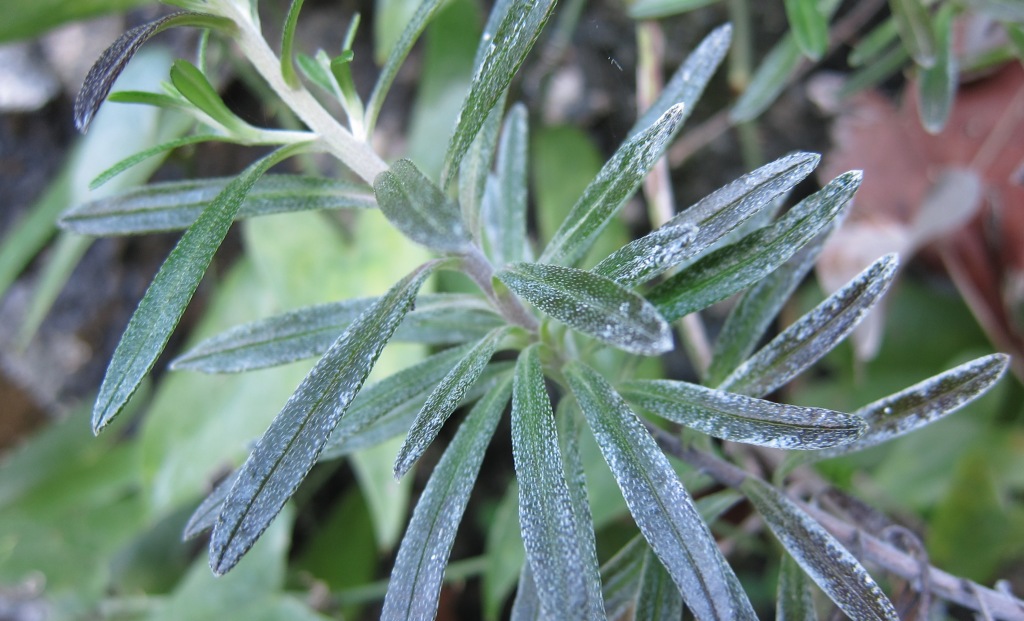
[183,471,238,541]
[636,550,684,621]
[488,103,530,265]
[591,223,697,287]
[374,159,470,252]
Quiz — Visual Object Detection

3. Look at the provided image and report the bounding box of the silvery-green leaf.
[636,550,683,621]
[566,362,757,621]
[459,99,505,243]
[601,535,647,621]
[629,24,731,138]
[785,0,828,60]
[539,104,686,267]
[619,380,865,450]
[440,0,557,186]
[92,142,311,433]
[183,471,238,541]
[591,223,698,287]
[382,375,511,621]
[512,346,605,619]
[394,327,510,477]
[777,553,816,621]
[730,36,800,123]
[650,171,860,323]
[90,134,234,190]
[741,477,899,620]
[706,231,829,387]
[74,12,234,132]
[511,563,544,621]
[374,159,470,252]
[917,5,956,134]
[496,262,672,356]
[172,294,502,373]
[209,261,439,576]
[61,175,374,235]
[889,0,937,68]
[719,253,898,398]
[486,102,529,265]
[808,354,1009,460]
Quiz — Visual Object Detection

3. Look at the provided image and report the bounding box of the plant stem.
[461,247,539,332]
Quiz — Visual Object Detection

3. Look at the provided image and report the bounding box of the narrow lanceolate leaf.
[209,261,440,576]
[511,563,544,621]
[742,477,899,620]
[172,294,501,373]
[374,159,470,252]
[183,471,238,541]
[90,134,233,190]
[394,327,511,477]
[74,12,234,132]
[591,223,698,287]
[777,552,817,621]
[540,104,686,267]
[630,24,731,138]
[636,550,684,621]
[665,151,821,265]
[848,18,898,67]
[489,103,530,265]
[61,175,374,235]
[917,5,956,134]
[279,0,306,87]
[730,35,801,123]
[619,380,865,450]
[169,59,252,135]
[719,253,899,398]
[496,263,672,356]
[785,0,828,60]
[889,0,937,68]
[440,0,557,186]
[92,142,310,433]
[567,362,757,621]
[382,376,511,621]
[650,171,860,323]
[628,0,718,19]
[809,354,1009,460]
[601,536,648,621]
[460,100,505,244]
[513,346,605,619]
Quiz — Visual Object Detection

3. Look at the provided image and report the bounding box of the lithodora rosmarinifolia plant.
[66,0,1018,618]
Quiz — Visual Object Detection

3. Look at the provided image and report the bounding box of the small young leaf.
[374,159,470,252]
[172,294,501,373]
[785,0,828,60]
[382,375,511,621]
[539,104,686,267]
[619,380,865,450]
[209,261,440,576]
[513,346,605,619]
[742,477,899,620]
[808,353,1009,460]
[169,59,253,136]
[183,471,238,541]
[460,99,505,244]
[440,0,557,185]
[393,327,510,477]
[566,362,757,620]
[591,223,698,287]
[330,52,366,132]
[107,89,191,111]
[496,262,672,356]
[74,12,234,132]
[486,102,530,266]
[650,171,861,323]
[636,550,684,621]
[61,175,375,235]
[718,253,898,398]
[92,142,311,433]
[889,0,937,68]
[917,5,956,134]
[280,0,307,88]
[777,552,817,621]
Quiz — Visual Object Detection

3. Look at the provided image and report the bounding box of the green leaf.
[776,552,817,621]
[847,18,898,67]
[917,5,956,134]
[601,536,648,620]
[172,294,501,373]
[566,362,757,620]
[807,354,1009,460]
[785,0,828,60]
[61,175,374,235]
[459,100,505,244]
[382,376,512,621]
[619,380,865,450]
[513,346,605,618]
[496,262,672,356]
[170,59,254,135]
[539,104,687,267]
[730,35,801,123]
[484,482,526,620]
[374,159,471,252]
[280,0,306,88]
[394,327,511,477]
[889,0,937,68]
[592,223,697,287]
[330,51,366,132]
[486,102,530,265]
[0,0,150,43]
[510,563,543,620]
[838,44,911,98]
[107,88,191,110]
[718,253,899,398]
[91,142,311,433]
[628,0,718,20]
[741,477,899,620]
[636,550,684,621]
[208,260,440,575]
[89,134,232,189]
[650,171,860,322]
[440,0,558,186]
[183,471,237,540]
[74,11,234,132]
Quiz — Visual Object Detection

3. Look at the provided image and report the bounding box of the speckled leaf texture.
[566,361,757,621]
[374,159,470,252]
[487,102,530,266]
[496,262,672,355]
[591,223,697,287]
[742,477,899,620]
[719,253,899,398]
[209,261,440,576]
[618,379,865,450]
[381,376,512,621]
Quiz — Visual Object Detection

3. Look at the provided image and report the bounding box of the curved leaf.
[209,261,440,576]
[591,223,698,287]
[381,375,511,621]
[619,380,865,450]
[374,159,470,252]
[719,253,898,398]
[169,59,253,135]
[566,362,757,621]
[742,477,899,620]
[279,0,306,87]
[496,262,672,356]
[92,142,312,432]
